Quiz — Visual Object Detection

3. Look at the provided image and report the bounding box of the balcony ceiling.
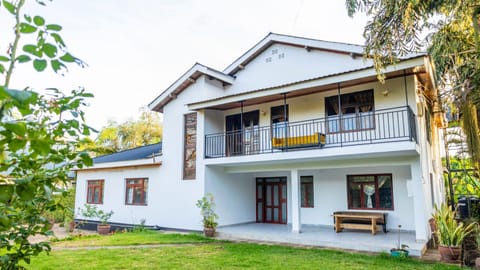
[204,68,419,111]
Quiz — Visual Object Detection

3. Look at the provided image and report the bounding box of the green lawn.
[52,230,212,247]
[24,231,460,270]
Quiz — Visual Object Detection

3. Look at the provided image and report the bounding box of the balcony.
[205,106,417,158]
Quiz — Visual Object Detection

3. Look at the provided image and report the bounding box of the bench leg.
[383,223,387,233]
[371,219,377,235]
[335,216,342,233]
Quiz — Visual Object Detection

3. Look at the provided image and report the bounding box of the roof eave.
[148,64,234,113]
[75,158,162,171]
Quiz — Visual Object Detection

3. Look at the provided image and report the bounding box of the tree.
[346,0,480,167]
[0,0,92,268]
[94,108,162,154]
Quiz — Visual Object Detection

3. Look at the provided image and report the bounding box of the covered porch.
[205,155,432,256]
[216,223,427,257]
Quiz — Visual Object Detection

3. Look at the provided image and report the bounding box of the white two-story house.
[75,33,445,255]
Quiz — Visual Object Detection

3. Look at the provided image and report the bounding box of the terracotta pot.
[204,227,215,237]
[97,224,111,235]
[438,245,461,262]
[67,221,76,233]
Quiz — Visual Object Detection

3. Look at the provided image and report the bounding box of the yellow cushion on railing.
[272,133,325,148]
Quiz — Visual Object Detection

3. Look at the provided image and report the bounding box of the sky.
[2,0,369,132]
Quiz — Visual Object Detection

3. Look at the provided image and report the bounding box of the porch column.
[411,159,428,241]
[291,169,301,233]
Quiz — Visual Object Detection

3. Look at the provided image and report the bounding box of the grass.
[51,230,213,247]
[24,230,460,270]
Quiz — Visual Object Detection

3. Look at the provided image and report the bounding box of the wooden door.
[256,178,287,224]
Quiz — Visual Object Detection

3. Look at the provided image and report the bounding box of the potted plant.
[79,204,114,235]
[433,204,477,262]
[196,193,218,237]
[390,225,409,257]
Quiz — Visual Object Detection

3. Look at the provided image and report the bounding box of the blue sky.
[3,0,368,131]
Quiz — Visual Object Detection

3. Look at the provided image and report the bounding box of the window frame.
[325,89,375,133]
[347,174,394,210]
[125,178,148,206]
[300,176,314,208]
[86,179,104,204]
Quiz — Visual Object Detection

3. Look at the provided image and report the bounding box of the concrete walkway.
[216,223,427,257]
[28,223,96,244]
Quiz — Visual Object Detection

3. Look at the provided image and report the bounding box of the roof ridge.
[269,32,364,47]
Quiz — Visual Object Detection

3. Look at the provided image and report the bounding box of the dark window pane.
[379,176,393,209]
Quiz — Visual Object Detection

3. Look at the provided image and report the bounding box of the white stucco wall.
[204,166,256,226]
[226,43,373,95]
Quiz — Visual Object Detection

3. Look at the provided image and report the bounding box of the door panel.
[256,177,287,224]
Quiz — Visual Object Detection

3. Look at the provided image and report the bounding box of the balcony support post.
[337,83,343,147]
[240,100,244,155]
[403,69,409,108]
[291,168,301,233]
[283,93,288,151]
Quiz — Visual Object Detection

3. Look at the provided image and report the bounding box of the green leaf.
[19,22,37,34]
[51,33,65,48]
[2,0,15,15]
[16,55,31,63]
[8,138,26,152]
[46,24,62,31]
[0,185,13,203]
[33,59,47,72]
[59,53,76,63]
[33,15,45,26]
[31,139,50,155]
[0,55,9,62]
[4,122,26,136]
[0,215,12,229]
[16,184,35,201]
[5,89,36,104]
[0,64,5,74]
[24,14,32,23]
[23,44,42,57]
[80,152,93,166]
[42,43,57,58]
[50,59,65,73]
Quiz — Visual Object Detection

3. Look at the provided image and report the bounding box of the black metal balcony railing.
[205,106,417,158]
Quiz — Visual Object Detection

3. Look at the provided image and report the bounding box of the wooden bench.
[333,211,388,235]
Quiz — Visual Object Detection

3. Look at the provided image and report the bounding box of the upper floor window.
[87,180,104,204]
[325,90,374,132]
[347,174,393,210]
[125,178,148,205]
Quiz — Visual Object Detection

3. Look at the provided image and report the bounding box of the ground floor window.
[87,180,104,204]
[125,178,148,205]
[300,176,314,208]
[347,174,393,210]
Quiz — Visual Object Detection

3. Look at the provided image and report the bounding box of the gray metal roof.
[93,143,162,164]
